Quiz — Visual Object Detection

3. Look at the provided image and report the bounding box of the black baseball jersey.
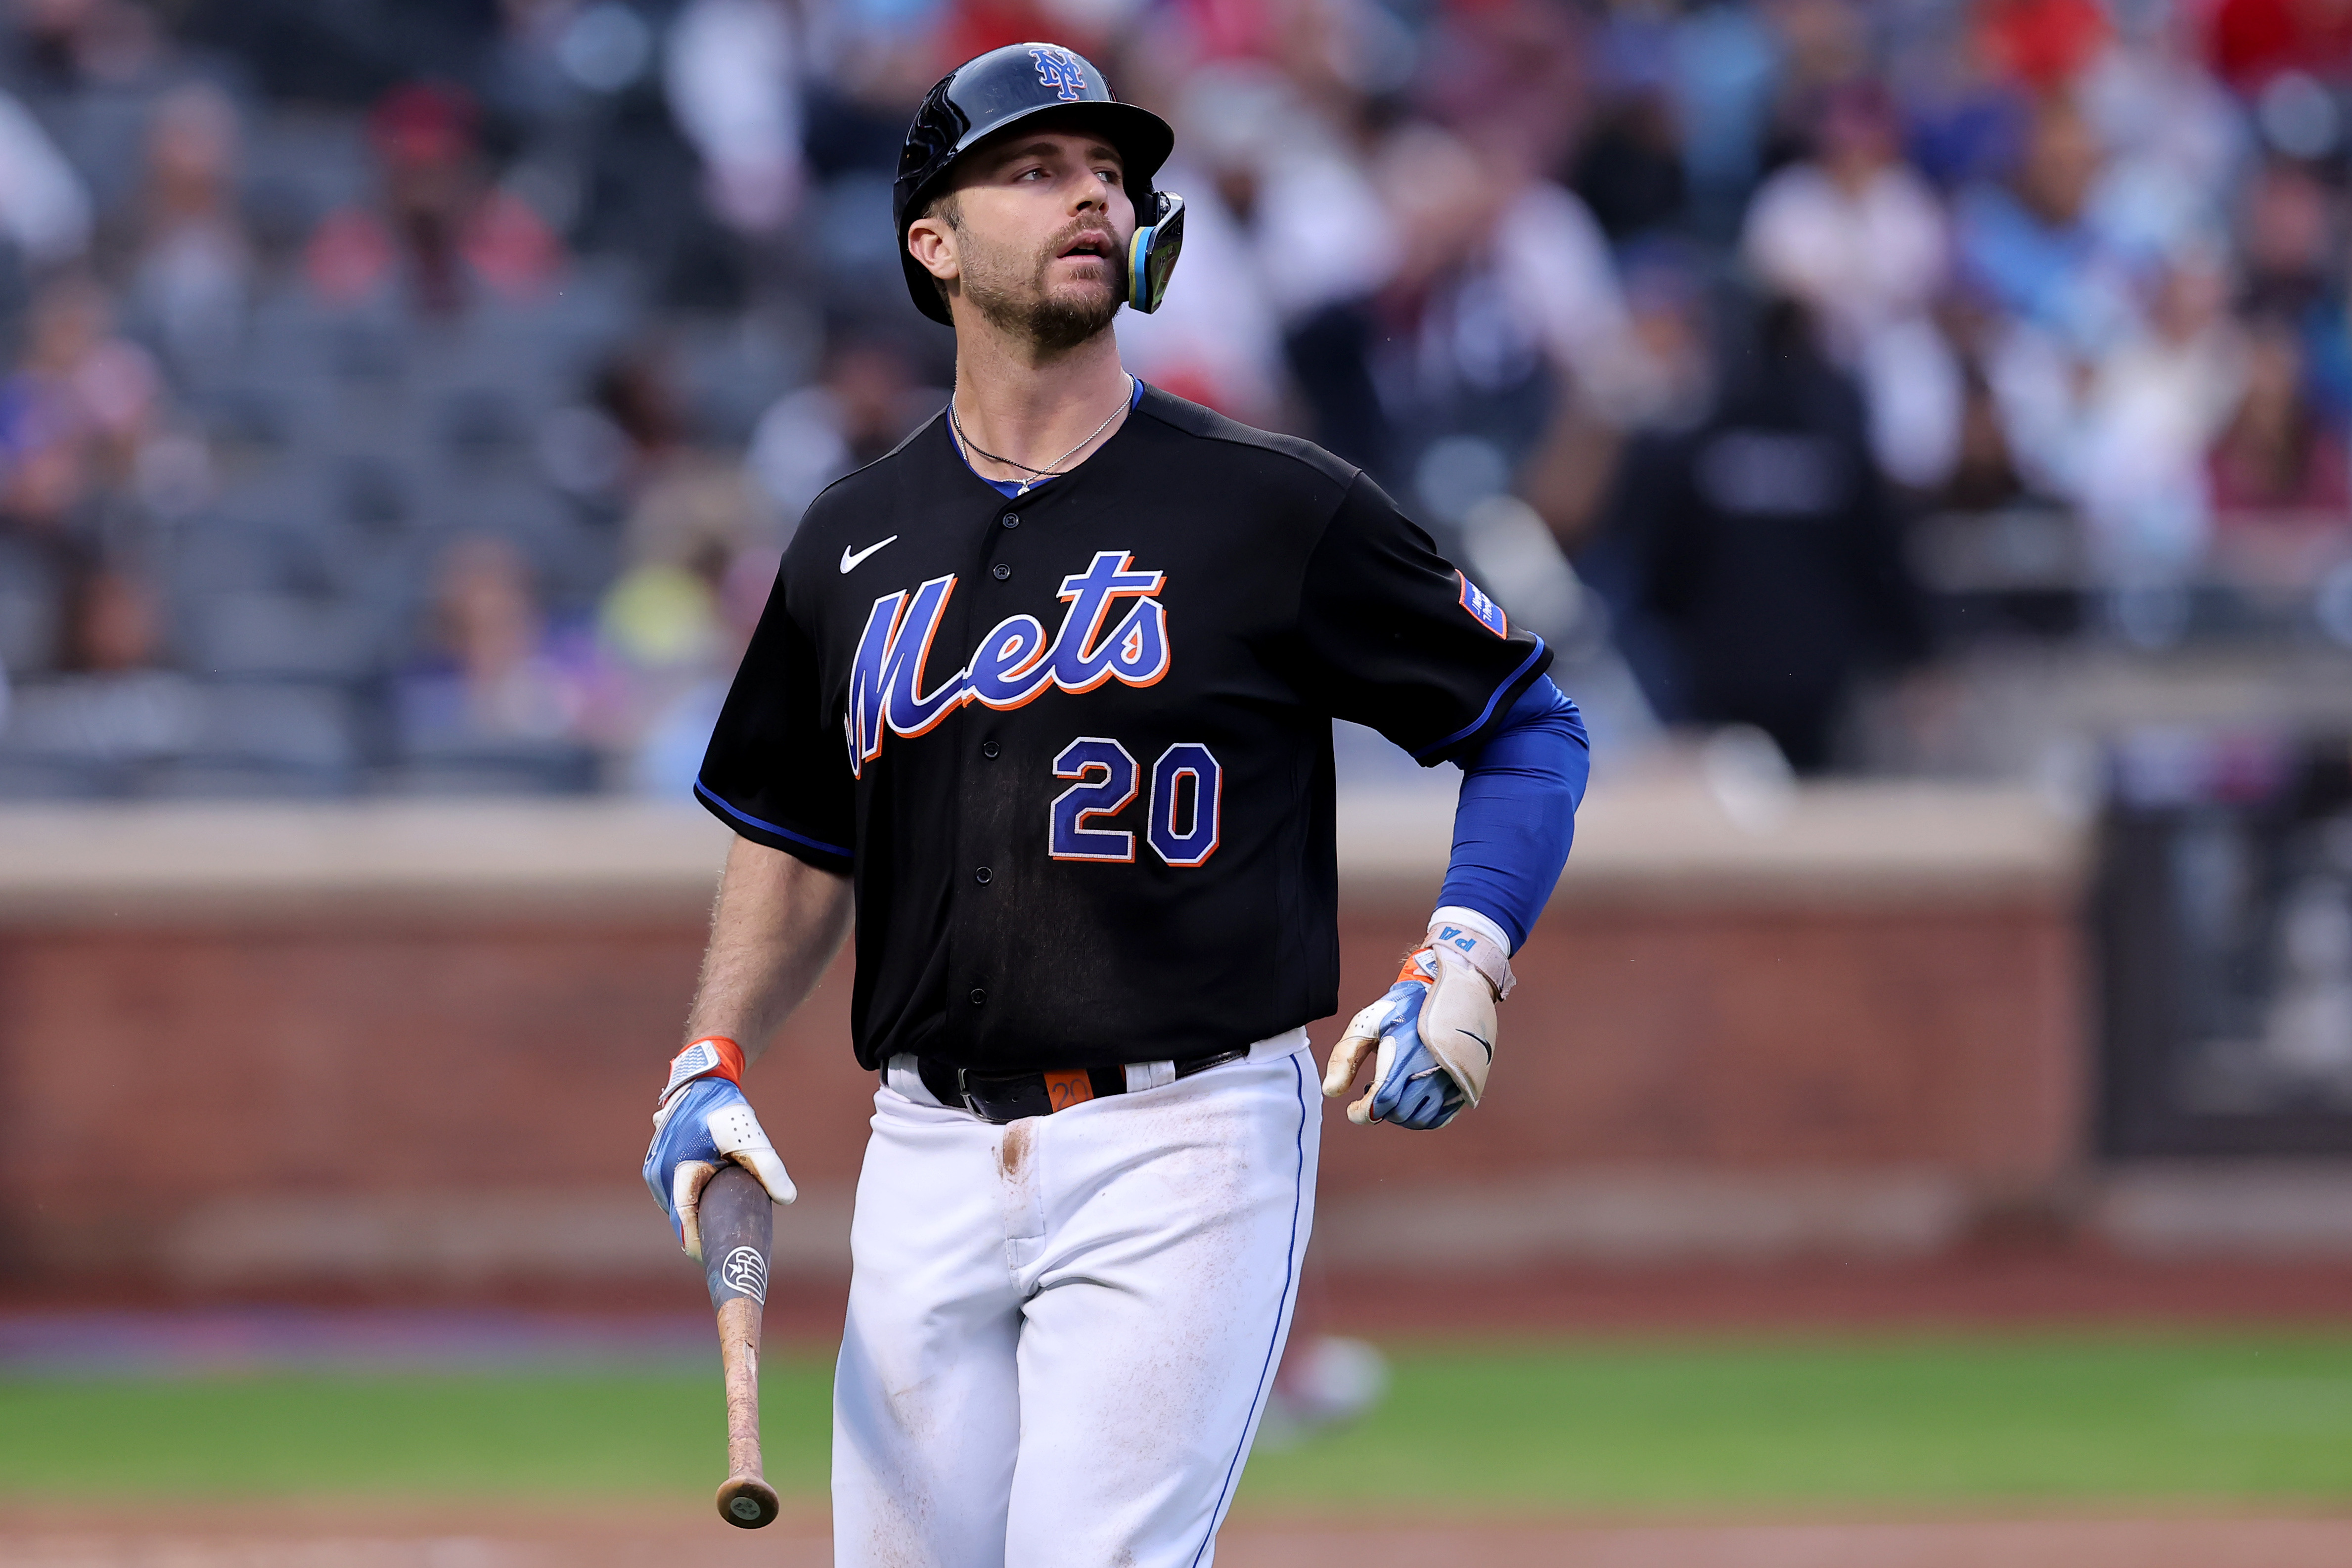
[697,385,1550,1073]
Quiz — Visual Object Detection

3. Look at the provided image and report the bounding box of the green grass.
[1242,1333,2352,1510]
[0,1365,835,1500]
[5,1333,2352,1510]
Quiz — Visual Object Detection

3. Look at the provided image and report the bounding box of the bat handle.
[715,1295,780,1528]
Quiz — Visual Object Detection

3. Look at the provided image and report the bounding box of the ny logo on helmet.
[1029,45,1087,101]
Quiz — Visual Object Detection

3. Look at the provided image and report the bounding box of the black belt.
[916,1048,1250,1124]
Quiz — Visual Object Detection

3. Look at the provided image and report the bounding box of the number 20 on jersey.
[1049,738,1221,866]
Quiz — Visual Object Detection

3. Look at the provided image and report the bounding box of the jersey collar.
[941,376,1150,503]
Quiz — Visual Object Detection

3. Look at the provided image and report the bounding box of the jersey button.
[1001,512,1020,529]
[974,866,993,885]
[969,987,987,1007]
[981,740,1000,759]
[991,562,1012,581]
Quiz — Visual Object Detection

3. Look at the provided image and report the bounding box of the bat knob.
[717,1474,780,1529]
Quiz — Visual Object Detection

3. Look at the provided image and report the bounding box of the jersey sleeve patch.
[1458,572,1509,638]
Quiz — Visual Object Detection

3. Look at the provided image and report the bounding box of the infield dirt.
[5,1504,2352,1567]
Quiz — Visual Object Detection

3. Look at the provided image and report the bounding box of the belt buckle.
[954,1066,985,1120]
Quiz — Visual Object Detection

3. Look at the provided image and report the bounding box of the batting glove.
[643,1036,796,1260]
[1323,919,1514,1130]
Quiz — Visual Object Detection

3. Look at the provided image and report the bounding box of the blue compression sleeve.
[1437,676,1589,951]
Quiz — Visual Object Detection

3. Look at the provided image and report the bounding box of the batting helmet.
[893,42,1183,326]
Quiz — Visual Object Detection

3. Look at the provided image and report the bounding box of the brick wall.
[0,790,2086,1290]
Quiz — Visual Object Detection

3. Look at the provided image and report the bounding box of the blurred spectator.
[627,540,773,798]
[175,0,499,106]
[396,536,595,748]
[0,83,88,265]
[305,82,563,316]
[1897,26,2031,196]
[940,0,1115,69]
[592,344,686,495]
[1953,94,2138,357]
[4,0,2350,805]
[0,275,164,702]
[1667,0,1782,238]
[2232,156,2352,426]
[2077,14,2243,227]
[1572,84,1686,245]
[748,335,936,527]
[590,337,778,767]
[1953,84,2240,541]
[1942,368,2032,513]
[60,555,158,672]
[598,520,736,772]
[1197,59,1403,309]
[1611,239,1717,433]
[1768,0,1872,92]
[2239,156,2337,319]
[0,274,159,532]
[9,0,161,91]
[1742,82,1958,490]
[664,0,806,236]
[128,82,251,371]
[1611,296,1926,772]
[1117,62,1391,424]
[2071,252,2247,581]
[0,547,190,794]
[1976,0,2111,93]
[1288,124,1656,512]
[2209,314,2349,522]
[2207,0,2352,92]
[1417,0,1584,172]
[1112,162,1285,422]
[601,538,726,678]
[1572,1,1688,249]
[1933,302,2038,514]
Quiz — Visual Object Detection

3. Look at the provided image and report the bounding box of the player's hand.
[642,1037,796,1260]
[1322,920,1513,1130]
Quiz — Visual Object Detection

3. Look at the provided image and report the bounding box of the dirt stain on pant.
[997,1120,1032,1182]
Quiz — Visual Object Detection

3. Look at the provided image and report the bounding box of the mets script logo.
[1458,572,1508,638]
[1029,45,1087,100]
[720,1245,768,1305]
[847,550,1169,777]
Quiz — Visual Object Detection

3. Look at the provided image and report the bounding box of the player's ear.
[906,215,960,285]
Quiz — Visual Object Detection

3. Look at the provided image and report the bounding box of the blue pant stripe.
[1189,1052,1309,1567]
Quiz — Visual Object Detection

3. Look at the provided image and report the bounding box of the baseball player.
[644,41,1589,1568]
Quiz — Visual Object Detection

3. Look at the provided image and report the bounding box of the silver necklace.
[950,375,1132,496]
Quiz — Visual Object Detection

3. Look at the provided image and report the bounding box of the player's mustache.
[1040,219,1123,269]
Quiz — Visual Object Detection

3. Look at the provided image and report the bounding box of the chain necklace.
[949,375,1133,496]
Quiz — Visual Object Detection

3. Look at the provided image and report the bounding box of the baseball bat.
[701,1162,781,1529]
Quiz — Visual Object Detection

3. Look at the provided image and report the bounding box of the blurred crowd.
[1,0,2351,796]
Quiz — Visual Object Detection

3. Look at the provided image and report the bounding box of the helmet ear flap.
[1125,191,1184,314]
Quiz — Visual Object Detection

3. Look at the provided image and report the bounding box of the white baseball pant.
[832,1031,1320,1568]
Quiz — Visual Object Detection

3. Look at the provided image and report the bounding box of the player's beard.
[960,218,1124,354]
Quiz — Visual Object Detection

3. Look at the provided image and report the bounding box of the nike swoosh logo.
[839,536,899,574]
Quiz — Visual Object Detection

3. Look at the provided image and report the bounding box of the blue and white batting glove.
[643,1036,796,1260]
[1322,919,1515,1131]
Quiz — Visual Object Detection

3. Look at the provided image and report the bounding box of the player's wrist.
[659,1035,747,1109]
[1429,905,1511,957]
[1425,908,1515,1001]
